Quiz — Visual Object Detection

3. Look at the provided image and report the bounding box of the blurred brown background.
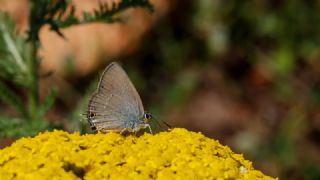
[1,0,320,179]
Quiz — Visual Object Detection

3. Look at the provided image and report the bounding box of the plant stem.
[25,0,40,121]
[25,40,39,121]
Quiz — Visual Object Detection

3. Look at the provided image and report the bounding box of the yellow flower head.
[0,128,277,179]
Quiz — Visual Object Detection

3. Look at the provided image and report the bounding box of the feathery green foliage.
[0,0,153,137]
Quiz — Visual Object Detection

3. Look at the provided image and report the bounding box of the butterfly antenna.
[154,117,165,130]
[152,114,172,130]
[160,120,171,128]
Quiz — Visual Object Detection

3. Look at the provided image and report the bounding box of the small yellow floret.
[0,128,277,179]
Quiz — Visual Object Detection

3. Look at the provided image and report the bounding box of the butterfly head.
[143,113,153,124]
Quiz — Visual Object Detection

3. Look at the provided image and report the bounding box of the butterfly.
[86,62,153,134]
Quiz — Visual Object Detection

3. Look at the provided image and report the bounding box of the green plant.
[0,0,153,137]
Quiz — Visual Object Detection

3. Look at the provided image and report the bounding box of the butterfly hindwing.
[87,62,145,131]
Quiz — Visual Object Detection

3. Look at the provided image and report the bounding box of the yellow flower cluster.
[0,128,276,179]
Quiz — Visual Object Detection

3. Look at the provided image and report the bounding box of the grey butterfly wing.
[87,62,144,131]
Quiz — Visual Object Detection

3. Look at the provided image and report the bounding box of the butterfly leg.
[120,128,129,135]
[120,128,137,135]
[146,124,153,134]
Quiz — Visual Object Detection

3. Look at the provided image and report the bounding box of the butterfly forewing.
[87,62,144,131]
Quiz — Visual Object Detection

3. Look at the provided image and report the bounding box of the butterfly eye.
[144,113,152,123]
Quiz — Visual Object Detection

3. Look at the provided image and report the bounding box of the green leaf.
[0,11,29,87]
[0,12,27,74]
[0,116,49,138]
[28,0,153,40]
[54,0,154,28]
[0,81,27,118]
